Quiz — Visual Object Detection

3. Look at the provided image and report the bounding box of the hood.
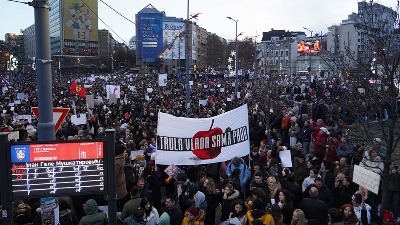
[158,212,170,225]
[250,209,266,220]
[83,199,99,215]
[195,191,206,208]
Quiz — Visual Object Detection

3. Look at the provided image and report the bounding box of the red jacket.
[314,132,329,158]
[326,141,339,163]
[310,122,326,140]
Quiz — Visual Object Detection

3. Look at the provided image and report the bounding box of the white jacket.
[360,152,384,175]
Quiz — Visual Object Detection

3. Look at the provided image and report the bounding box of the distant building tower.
[136,4,163,70]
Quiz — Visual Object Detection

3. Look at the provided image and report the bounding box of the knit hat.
[352,193,362,204]
[383,210,395,223]
[187,207,198,217]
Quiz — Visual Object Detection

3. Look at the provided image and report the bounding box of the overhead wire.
[99,0,136,26]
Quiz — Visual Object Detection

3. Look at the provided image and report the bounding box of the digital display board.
[297,40,320,54]
[9,141,106,198]
[136,12,163,60]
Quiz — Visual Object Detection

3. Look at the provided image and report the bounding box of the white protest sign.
[158,74,168,87]
[106,85,121,99]
[203,85,208,89]
[147,88,153,93]
[86,95,95,108]
[353,165,381,195]
[189,81,194,86]
[71,114,87,125]
[199,100,207,106]
[279,150,293,167]
[220,88,225,92]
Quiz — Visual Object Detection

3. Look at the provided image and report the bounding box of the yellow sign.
[63,0,98,41]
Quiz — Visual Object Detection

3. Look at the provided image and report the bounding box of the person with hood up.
[158,212,170,225]
[78,199,108,225]
[123,208,146,225]
[245,198,275,225]
[313,127,329,159]
[182,206,205,225]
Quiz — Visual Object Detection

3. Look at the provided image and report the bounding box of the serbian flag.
[70,80,86,97]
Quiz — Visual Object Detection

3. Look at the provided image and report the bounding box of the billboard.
[63,0,98,42]
[297,40,320,54]
[162,21,185,60]
[191,25,198,61]
[137,12,163,60]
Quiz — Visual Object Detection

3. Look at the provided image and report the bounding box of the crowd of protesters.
[0,70,399,225]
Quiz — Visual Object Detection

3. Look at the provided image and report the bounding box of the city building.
[4,33,24,72]
[49,0,99,73]
[326,1,397,74]
[98,29,118,70]
[256,29,306,76]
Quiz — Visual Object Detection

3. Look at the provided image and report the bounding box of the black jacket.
[300,197,328,225]
[166,203,184,225]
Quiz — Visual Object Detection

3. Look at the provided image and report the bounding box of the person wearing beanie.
[383,210,395,225]
[182,206,205,225]
[351,192,371,225]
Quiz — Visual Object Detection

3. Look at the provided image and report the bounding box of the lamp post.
[252,34,259,79]
[303,27,313,79]
[185,0,201,112]
[227,16,239,97]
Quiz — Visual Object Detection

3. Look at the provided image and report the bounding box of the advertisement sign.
[162,21,185,60]
[191,25,198,61]
[137,12,163,60]
[156,104,250,165]
[63,0,98,42]
[297,40,320,53]
[9,141,106,198]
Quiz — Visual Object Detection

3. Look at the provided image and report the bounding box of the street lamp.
[227,16,240,97]
[303,27,313,79]
[185,0,201,112]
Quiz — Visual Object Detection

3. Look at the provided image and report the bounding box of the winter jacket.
[115,153,128,200]
[158,212,170,225]
[166,202,184,225]
[310,122,326,140]
[360,151,384,175]
[78,199,108,225]
[299,125,311,142]
[145,207,160,225]
[221,189,240,221]
[226,161,251,189]
[314,132,329,158]
[122,215,146,225]
[245,209,275,225]
[120,196,142,220]
[182,209,205,225]
[289,124,300,138]
[388,170,400,192]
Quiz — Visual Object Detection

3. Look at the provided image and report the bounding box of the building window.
[285,50,289,56]
[280,50,283,56]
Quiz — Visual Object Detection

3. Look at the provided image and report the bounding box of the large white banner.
[155,104,250,165]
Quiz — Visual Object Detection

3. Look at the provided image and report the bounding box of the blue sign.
[10,145,31,163]
[137,12,163,61]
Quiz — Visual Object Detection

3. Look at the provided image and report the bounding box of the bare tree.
[321,0,400,213]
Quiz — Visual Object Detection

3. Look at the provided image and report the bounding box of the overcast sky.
[1,0,398,42]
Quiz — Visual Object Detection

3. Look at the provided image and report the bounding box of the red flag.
[70,80,86,97]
